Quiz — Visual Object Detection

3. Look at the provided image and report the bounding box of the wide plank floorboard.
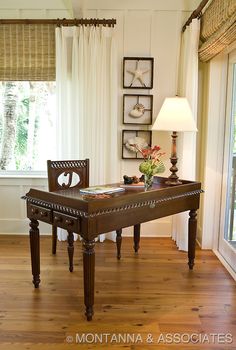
[0,235,235,349]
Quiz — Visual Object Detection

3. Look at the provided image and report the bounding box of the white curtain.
[55,25,119,241]
[172,19,200,251]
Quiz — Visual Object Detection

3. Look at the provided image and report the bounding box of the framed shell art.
[122,130,152,159]
[123,57,154,89]
[123,94,153,125]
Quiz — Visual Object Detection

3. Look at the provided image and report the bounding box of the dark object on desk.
[23,176,203,321]
[123,174,143,184]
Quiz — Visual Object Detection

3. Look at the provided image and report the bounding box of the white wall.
[0,0,198,235]
[0,176,50,233]
[0,0,72,18]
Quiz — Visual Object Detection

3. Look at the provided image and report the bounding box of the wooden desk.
[23,177,203,321]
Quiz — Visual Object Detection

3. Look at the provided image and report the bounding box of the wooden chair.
[47,159,139,271]
[47,159,89,272]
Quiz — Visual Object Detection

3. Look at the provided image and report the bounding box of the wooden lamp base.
[165,131,182,186]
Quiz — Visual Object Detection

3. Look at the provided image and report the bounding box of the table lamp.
[152,96,197,185]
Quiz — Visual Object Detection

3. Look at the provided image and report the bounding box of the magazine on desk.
[80,186,125,195]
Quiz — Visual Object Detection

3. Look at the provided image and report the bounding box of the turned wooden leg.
[133,224,140,253]
[29,218,40,288]
[67,231,74,272]
[52,225,57,255]
[83,239,95,321]
[188,209,197,270]
[116,229,122,260]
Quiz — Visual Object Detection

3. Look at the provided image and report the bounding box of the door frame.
[199,50,236,280]
[218,49,236,275]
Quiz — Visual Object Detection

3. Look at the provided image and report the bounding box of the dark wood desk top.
[24,176,202,216]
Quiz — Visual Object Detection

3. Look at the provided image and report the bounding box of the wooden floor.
[0,235,236,350]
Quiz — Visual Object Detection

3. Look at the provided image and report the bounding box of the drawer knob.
[65,219,74,226]
[31,208,39,215]
[40,211,48,217]
[54,216,62,223]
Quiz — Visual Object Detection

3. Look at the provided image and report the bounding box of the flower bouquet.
[131,144,165,190]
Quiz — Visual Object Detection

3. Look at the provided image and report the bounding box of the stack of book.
[80,186,125,195]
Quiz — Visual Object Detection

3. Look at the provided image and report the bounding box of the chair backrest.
[47,159,89,192]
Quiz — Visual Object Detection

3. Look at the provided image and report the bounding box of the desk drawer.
[28,204,52,224]
[53,211,80,232]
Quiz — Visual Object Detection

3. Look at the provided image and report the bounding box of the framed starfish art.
[123,57,154,89]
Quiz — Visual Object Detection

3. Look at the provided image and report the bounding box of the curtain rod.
[182,0,210,32]
[0,18,116,27]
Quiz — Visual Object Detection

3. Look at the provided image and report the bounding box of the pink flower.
[132,144,165,165]
[152,145,161,152]
[141,148,152,158]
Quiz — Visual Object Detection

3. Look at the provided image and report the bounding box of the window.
[0,81,56,172]
[0,23,56,173]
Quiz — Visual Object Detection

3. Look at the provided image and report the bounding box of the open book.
[80,186,125,195]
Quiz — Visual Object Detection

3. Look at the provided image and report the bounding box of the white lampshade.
[152,97,198,132]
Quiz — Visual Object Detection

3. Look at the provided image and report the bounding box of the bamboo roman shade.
[199,0,236,62]
[0,24,56,80]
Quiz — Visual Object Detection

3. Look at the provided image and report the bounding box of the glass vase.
[144,174,153,191]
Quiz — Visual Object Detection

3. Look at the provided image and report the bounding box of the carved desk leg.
[133,224,140,253]
[188,209,197,270]
[29,218,40,288]
[83,239,95,321]
[67,231,74,272]
[116,229,122,260]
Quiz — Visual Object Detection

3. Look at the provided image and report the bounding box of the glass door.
[219,49,236,272]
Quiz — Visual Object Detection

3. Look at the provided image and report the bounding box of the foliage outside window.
[0,81,56,172]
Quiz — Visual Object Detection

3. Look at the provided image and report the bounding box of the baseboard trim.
[0,231,51,235]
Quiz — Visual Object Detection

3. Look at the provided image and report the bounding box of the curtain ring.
[198,11,203,19]
[62,18,68,27]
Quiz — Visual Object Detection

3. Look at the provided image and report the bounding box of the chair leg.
[67,231,74,272]
[52,225,57,255]
[116,229,122,260]
[133,224,140,253]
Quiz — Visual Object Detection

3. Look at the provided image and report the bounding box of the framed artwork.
[123,57,154,89]
[123,94,153,125]
[122,130,152,159]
